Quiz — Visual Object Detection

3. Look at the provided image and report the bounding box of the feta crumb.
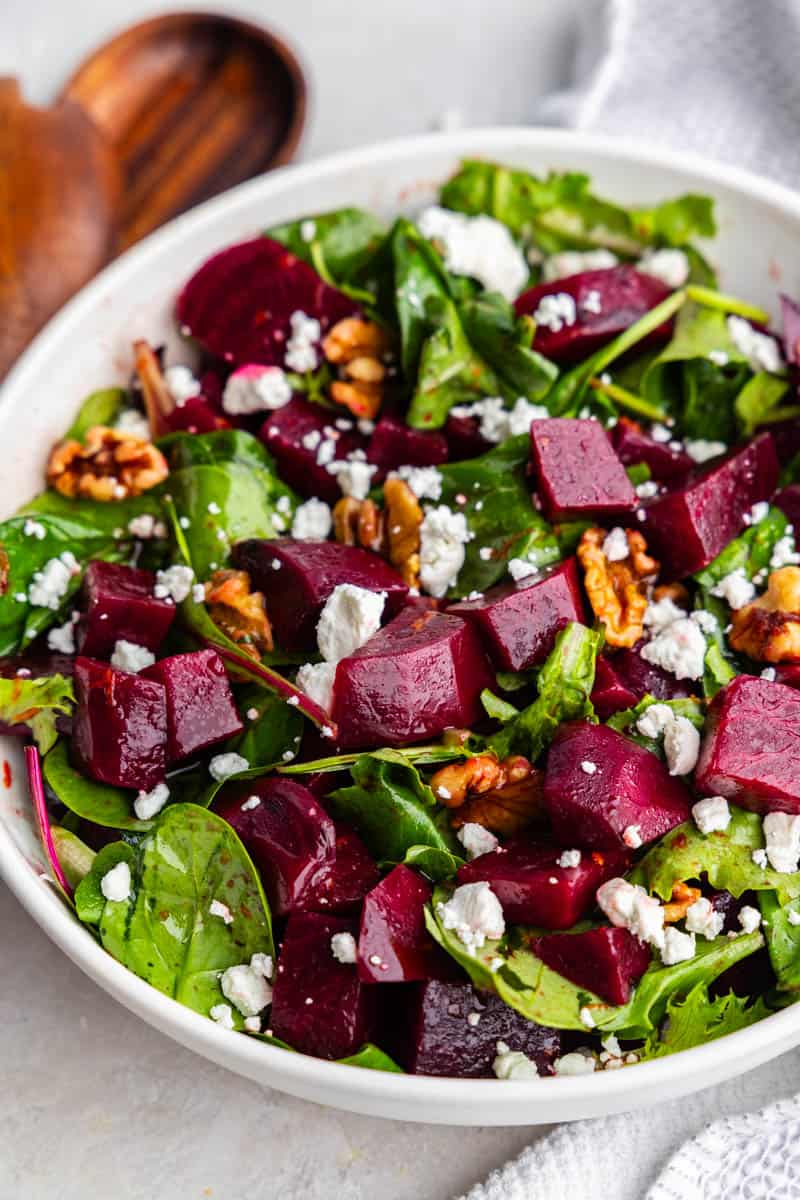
[47,616,77,654]
[579,1006,596,1028]
[28,552,79,610]
[154,564,194,604]
[419,505,472,598]
[295,661,336,713]
[710,567,756,610]
[685,897,724,940]
[623,825,643,849]
[127,514,166,540]
[164,364,202,406]
[596,877,664,949]
[508,557,540,582]
[738,905,762,934]
[110,639,156,674]
[208,752,249,781]
[133,781,170,821]
[209,1003,235,1030]
[492,1042,540,1080]
[327,458,377,500]
[479,546,494,561]
[291,497,332,541]
[222,364,293,414]
[449,396,549,444]
[747,501,770,526]
[663,716,701,776]
[601,1034,622,1057]
[331,931,358,964]
[763,811,800,873]
[727,315,785,374]
[640,614,707,681]
[302,429,322,451]
[643,596,685,634]
[752,848,769,869]
[684,439,727,464]
[457,823,500,860]
[100,860,132,903]
[316,584,385,663]
[115,408,151,440]
[554,1051,596,1076]
[650,423,673,444]
[467,1011,481,1027]
[191,584,206,604]
[636,480,659,499]
[580,761,598,775]
[436,882,505,954]
[708,349,729,366]
[244,1016,261,1033]
[300,219,316,243]
[209,899,234,925]
[221,956,274,1016]
[389,465,443,501]
[557,849,581,869]
[23,518,46,540]
[542,248,618,281]
[661,926,696,965]
[635,702,675,740]
[692,796,731,835]
[770,533,800,569]
[417,206,528,300]
[284,310,321,373]
[532,292,577,333]
[788,910,800,926]
[241,796,261,812]
[761,667,777,682]
[601,527,629,562]
[637,248,690,289]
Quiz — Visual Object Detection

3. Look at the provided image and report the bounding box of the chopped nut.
[578,526,659,648]
[330,379,382,420]
[323,318,390,419]
[332,479,422,588]
[729,566,800,662]
[46,426,168,501]
[322,317,390,364]
[205,569,273,659]
[653,581,690,608]
[663,880,702,924]
[431,754,532,805]
[452,773,545,836]
[133,339,175,437]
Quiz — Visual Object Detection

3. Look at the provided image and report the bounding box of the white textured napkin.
[463,2,800,1196]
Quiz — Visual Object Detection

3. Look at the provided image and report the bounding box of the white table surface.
[0,1,586,1197]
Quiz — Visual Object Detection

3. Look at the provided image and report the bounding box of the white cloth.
[465,2,800,1195]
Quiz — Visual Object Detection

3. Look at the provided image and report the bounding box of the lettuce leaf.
[638,981,773,1059]
[0,673,73,753]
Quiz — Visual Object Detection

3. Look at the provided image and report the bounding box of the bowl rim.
[3,124,800,1118]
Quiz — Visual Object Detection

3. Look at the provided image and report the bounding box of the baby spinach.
[65,387,127,440]
[22,488,166,542]
[0,673,73,753]
[395,844,464,883]
[266,207,387,297]
[43,739,150,831]
[75,842,135,925]
[158,429,279,473]
[735,372,790,436]
[228,688,304,769]
[457,292,557,400]
[337,1044,405,1073]
[637,982,773,1060]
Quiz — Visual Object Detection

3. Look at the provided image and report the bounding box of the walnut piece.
[577,526,659,648]
[205,569,273,659]
[451,772,545,836]
[729,566,800,663]
[46,426,168,501]
[323,317,390,420]
[430,754,532,805]
[663,881,703,924]
[332,478,422,588]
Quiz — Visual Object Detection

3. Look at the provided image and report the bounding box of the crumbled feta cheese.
[710,568,756,610]
[763,811,800,873]
[601,1034,622,1057]
[209,899,234,925]
[115,408,151,440]
[23,518,46,540]
[110,639,156,674]
[331,931,358,964]
[389,465,443,501]
[29,552,79,610]
[127,514,167,540]
[542,248,618,281]
[663,716,701,776]
[582,290,603,316]
[602,527,629,562]
[208,752,249,782]
[100,861,132,903]
[692,796,731,835]
[643,596,685,634]
[47,616,77,654]
[770,533,800,569]
[302,429,322,451]
[532,292,577,333]
[449,396,549,445]
[295,661,336,713]
[708,349,729,367]
[788,910,800,926]
[635,480,659,499]
[191,584,206,604]
[209,1003,235,1029]
[580,761,598,775]
[507,557,540,582]
[579,1005,596,1028]
[746,501,770,526]
[241,796,261,812]
[685,897,724,940]
[244,1016,261,1033]
[637,248,690,289]
[154,564,194,603]
[727,315,785,375]
[164,364,202,406]
[635,702,674,741]
[221,956,274,1016]
[300,219,316,243]
[761,667,777,682]
[684,439,727,464]
[457,823,500,860]
[623,825,643,849]
[327,459,376,500]
[419,505,472,598]
[492,1041,540,1080]
[284,310,321,373]
[596,877,664,948]
[661,927,696,965]
[133,781,170,821]
[557,849,582,869]
[554,1051,596,1076]
[222,364,292,414]
[640,614,707,681]
[467,1011,481,1027]
[650,423,673,444]
[417,206,528,300]
[316,583,385,663]
[738,905,762,934]
[478,546,494,561]
[752,848,769,869]
[436,882,505,953]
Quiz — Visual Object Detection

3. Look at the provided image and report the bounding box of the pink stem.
[208,642,338,739]
[25,745,71,897]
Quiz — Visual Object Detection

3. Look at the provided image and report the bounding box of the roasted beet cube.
[638,433,779,577]
[774,664,800,690]
[357,864,452,983]
[695,675,800,814]
[457,840,630,929]
[397,980,563,1077]
[590,655,639,720]
[544,721,692,850]
[270,912,377,1059]
[72,656,167,791]
[609,418,693,483]
[315,823,380,914]
[444,411,492,461]
[530,418,636,521]
[141,649,242,762]
[259,397,367,502]
[163,395,230,434]
[332,608,494,749]
[76,562,175,658]
[515,266,672,365]
[763,416,800,465]
[533,927,652,1006]
[366,414,449,474]
[232,538,408,652]
[214,777,336,916]
[448,558,585,671]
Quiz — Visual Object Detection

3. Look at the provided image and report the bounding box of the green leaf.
[607,695,705,755]
[51,825,95,889]
[158,429,279,473]
[638,980,772,1059]
[694,507,788,590]
[735,372,790,437]
[487,623,601,760]
[328,750,461,862]
[86,804,274,1021]
[631,195,716,247]
[481,688,521,722]
[337,1044,405,1073]
[392,218,456,379]
[65,387,127,440]
[266,208,387,290]
[228,689,304,769]
[758,892,800,991]
[21,488,167,542]
[425,889,506,990]
[397,844,464,883]
[408,297,503,429]
[278,743,466,775]
[75,842,135,925]
[458,292,557,401]
[43,739,149,831]
[0,673,73,754]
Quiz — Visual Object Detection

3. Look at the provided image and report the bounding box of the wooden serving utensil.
[0,12,307,379]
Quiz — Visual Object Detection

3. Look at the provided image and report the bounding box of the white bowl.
[2,128,800,1126]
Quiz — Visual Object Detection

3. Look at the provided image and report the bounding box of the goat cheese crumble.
[209,899,234,925]
[637,247,690,289]
[417,206,528,300]
[47,615,77,654]
[295,661,337,713]
[727,315,785,375]
[284,310,321,373]
[763,811,800,873]
[115,408,151,440]
[291,497,332,540]
[685,897,724,940]
[331,932,358,964]
[154,564,195,604]
[389,465,443,501]
[661,926,696,965]
[684,439,727,464]
[541,248,618,281]
[692,796,731,835]
[209,1004,235,1030]
[134,782,170,821]
[327,459,377,500]
[492,1042,540,1080]
[640,612,708,681]
[457,823,500,860]
[208,752,249,782]
[557,849,582,868]
[100,861,132,903]
[419,505,472,598]
[110,639,156,674]
[164,364,202,406]
[532,292,577,333]
[602,527,629,562]
[220,955,274,1016]
[710,567,756,610]
[436,882,505,953]
[596,877,664,949]
[316,583,385,663]
[222,364,292,413]
[449,396,550,444]
[29,552,79,610]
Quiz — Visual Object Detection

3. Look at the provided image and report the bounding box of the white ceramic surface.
[3,128,800,1126]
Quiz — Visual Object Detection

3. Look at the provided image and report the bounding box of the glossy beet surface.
[610,418,693,482]
[319,824,380,914]
[366,414,449,474]
[398,980,563,1077]
[232,538,408,651]
[176,236,358,367]
[638,433,780,577]
[515,266,672,364]
[77,562,175,658]
[358,865,452,983]
[270,912,377,1060]
[214,777,336,916]
[590,655,639,720]
[457,840,630,929]
[530,418,636,521]
[534,927,652,1006]
[72,657,167,791]
[695,676,800,814]
[141,649,242,763]
[332,608,494,749]
[444,412,492,461]
[544,721,692,850]
[448,558,585,672]
[259,396,367,503]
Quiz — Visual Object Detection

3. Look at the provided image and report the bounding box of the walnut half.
[729,566,800,663]
[323,317,390,420]
[429,754,544,836]
[46,426,168,501]
[204,569,273,659]
[332,477,422,588]
[577,526,659,648]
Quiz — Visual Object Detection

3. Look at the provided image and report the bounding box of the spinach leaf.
[158,429,278,473]
[607,695,705,755]
[79,804,274,1021]
[75,842,134,925]
[228,688,304,769]
[487,623,601,760]
[395,844,464,883]
[392,217,456,378]
[735,372,790,436]
[43,739,150,831]
[266,208,387,291]
[21,488,167,541]
[337,1044,405,1073]
[694,506,788,590]
[65,387,127,440]
[637,981,772,1059]
[458,292,557,400]
[328,750,461,862]
[758,893,800,992]
[51,825,95,890]
[425,889,506,991]
[0,673,73,754]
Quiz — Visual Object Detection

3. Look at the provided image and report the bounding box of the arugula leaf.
[43,739,149,831]
[65,387,127,440]
[0,673,73,753]
[758,892,800,991]
[735,372,790,437]
[78,804,274,1022]
[328,750,461,862]
[487,623,601,760]
[607,695,705,755]
[50,825,95,889]
[637,980,772,1059]
[458,292,557,400]
[337,1044,405,1073]
[694,506,788,590]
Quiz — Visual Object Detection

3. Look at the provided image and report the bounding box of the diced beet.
[457,839,630,929]
[638,433,779,577]
[366,414,449,474]
[397,980,563,1077]
[214,777,336,916]
[774,664,800,690]
[315,823,380,914]
[447,558,585,671]
[774,484,800,529]
[332,608,494,749]
[259,396,367,503]
[176,236,359,368]
[231,538,408,652]
[533,927,651,1006]
[444,412,492,461]
[270,912,377,1059]
[756,417,800,466]
[163,395,231,434]
[613,643,693,703]
[76,562,175,659]
[515,266,672,365]
[530,418,636,521]
[695,675,800,814]
[590,655,639,720]
[72,657,167,791]
[141,649,242,762]
[609,418,693,483]
[544,721,692,850]
[357,864,451,983]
